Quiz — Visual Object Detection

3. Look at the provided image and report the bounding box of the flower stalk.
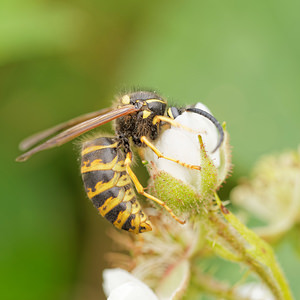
[209,192,293,300]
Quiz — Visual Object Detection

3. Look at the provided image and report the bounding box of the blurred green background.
[1,1,300,299]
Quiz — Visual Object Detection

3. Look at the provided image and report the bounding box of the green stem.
[203,192,293,300]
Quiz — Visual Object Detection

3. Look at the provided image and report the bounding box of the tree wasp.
[16,91,224,233]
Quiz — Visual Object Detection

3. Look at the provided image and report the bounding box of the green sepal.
[197,135,218,198]
[151,170,202,215]
[217,123,232,186]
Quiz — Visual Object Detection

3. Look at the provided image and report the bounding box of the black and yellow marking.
[81,137,152,233]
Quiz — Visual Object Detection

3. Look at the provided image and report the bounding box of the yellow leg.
[125,153,185,225]
[140,136,201,171]
[153,115,203,135]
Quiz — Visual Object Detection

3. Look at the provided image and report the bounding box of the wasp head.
[121,91,167,119]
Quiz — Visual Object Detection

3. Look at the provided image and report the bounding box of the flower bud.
[231,147,300,241]
[144,103,231,216]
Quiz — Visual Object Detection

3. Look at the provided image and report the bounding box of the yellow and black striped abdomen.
[80,137,152,233]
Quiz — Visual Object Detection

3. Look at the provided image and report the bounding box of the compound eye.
[147,100,166,115]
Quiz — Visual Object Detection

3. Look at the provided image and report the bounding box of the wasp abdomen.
[81,137,152,233]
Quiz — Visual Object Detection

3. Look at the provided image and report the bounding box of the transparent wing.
[19,107,112,151]
[16,105,138,162]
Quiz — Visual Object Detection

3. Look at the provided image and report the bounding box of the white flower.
[106,213,196,300]
[144,103,220,190]
[103,268,159,300]
[236,282,275,300]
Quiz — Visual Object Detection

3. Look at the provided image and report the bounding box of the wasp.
[16,91,224,233]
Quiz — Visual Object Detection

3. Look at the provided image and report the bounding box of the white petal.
[108,282,158,300]
[103,268,158,300]
[156,260,190,300]
[237,282,275,300]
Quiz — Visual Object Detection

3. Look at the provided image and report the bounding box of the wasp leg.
[140,136,201,171]
[152,115,202,134]
[124,152,185,225]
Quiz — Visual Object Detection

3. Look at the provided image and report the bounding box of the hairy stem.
[200,193,293,300]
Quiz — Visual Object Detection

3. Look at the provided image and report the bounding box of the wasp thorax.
[116,92,168,148]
